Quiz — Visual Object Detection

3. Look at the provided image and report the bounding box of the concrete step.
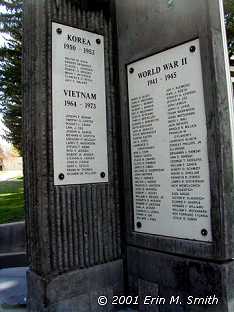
[0,306,26,312]
[0,222,26,254]
[0,253,28,269]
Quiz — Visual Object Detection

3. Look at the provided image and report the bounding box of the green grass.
[0,178,25,224]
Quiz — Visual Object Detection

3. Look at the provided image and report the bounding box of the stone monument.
[23,0,234,311]
[116,0,234,311]
[23,0,123,310]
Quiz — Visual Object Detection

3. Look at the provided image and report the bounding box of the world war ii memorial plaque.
[127,39,212,241]
[52,22,108,185]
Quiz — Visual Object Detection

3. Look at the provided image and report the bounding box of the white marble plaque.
[127,39,212,241]
[52,22,108,185]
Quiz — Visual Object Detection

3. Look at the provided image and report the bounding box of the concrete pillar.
[23,0,124,310]
[116,0,234,311]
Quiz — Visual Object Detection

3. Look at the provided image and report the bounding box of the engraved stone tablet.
[127,39,212,241]
[52,22,108,185]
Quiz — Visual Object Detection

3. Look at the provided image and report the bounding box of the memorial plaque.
[52,22,108,185]
[127,39,212,241]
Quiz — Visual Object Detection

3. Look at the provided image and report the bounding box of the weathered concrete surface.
[127,246,234,312]
[27,260,124,311]
[23,0,122,275]
[115,0,234,310]
[0,222,25,254]
[116,0,234,260]
[23,0,123,309]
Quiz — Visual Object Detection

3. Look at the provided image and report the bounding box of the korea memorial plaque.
[52,22,108,185]
[127,39,212,241]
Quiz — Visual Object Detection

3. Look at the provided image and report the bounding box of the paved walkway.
[0,171,23,182]
[0,267,137,311]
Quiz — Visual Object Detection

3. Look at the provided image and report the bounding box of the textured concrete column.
[23,0,123,310]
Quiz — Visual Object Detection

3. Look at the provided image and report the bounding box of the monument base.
[127,246,234,312]
[27,259,124,312]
